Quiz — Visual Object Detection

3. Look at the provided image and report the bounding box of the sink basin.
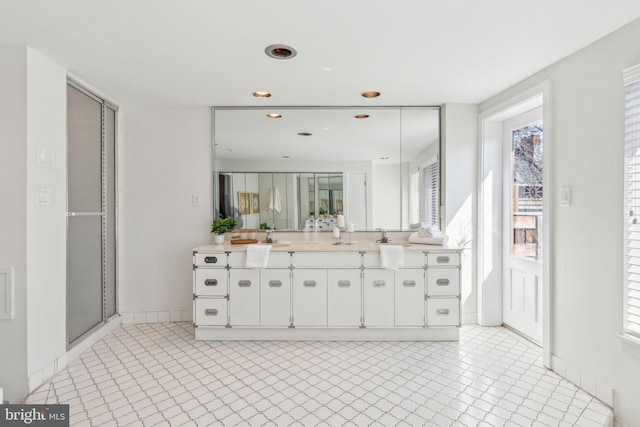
[265,243,290,248]
[371,242,413,247]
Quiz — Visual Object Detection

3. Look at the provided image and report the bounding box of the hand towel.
[379,245,404,270]
[245,244,271,268]
[269,187,282,213]
[408,232,449,246]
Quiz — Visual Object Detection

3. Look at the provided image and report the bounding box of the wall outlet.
[192,194,201,207]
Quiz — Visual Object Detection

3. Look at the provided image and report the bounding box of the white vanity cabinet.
[363,269,395,327]
[291,252,361,327]
[327,269,362,327]
[194,268,227,296]
[426,252,461,327]
[192,244,461,341]
[193,251,228,326]
[260,269,291,327]
[229,269,260,326]
[394,268,426,326]
[292,269,327,326]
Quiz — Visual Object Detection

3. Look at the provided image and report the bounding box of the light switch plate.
[560,186,571,206]
[36,188,50,206]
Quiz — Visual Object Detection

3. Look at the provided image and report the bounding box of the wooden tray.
[230,239,259,245]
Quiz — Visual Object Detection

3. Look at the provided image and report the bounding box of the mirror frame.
[212,106,442,232]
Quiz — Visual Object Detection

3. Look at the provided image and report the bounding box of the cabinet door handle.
[436,309,450,316]
[238,280,252,287]
[436,256,450,264]
[268,280,282,287]
[303,280,316,287]
[403,280,416,287]
[338,280,351,287]
[204,279,218,286]
[204,256,218,264]
[436,279,450,286]
[372,280,385,287]
[204,309,218,316]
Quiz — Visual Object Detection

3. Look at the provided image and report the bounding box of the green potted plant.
[210,216,237,244]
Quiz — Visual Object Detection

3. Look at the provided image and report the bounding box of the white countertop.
[194,240,460,253]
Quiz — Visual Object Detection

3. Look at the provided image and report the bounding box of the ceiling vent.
[265,44,297,60]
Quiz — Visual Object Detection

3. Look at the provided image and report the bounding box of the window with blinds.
[624,64,640,338]
[423,159,439,226]
[409,170,420,226]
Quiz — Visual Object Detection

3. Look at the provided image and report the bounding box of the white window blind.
[423,159,439,226]
[409,170,420,226]
[624,64,640,338]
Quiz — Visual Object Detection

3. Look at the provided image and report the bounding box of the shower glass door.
[67,83,117,346]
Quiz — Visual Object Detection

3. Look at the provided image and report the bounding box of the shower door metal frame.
[66,79,119,349]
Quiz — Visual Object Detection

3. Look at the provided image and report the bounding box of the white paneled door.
[503,108,543,344]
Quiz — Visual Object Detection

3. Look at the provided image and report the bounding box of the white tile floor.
[26,323,613,426]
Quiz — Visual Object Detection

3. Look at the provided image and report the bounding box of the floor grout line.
[25,323,613,427]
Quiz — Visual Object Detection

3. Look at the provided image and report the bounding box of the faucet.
[263,230,275,244]
[376,229,390,244]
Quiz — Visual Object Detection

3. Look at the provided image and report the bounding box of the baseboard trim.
[551,354,614,409]
[121,310,192,324]
[27,316,122,395]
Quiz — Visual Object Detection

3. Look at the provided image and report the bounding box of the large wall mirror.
[212,107,440,231]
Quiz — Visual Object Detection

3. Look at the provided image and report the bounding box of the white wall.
[25,48,67,387]
[442,104,478,324]
[0,45,29,402]
[120,107,212,319]
[479,18,640,425]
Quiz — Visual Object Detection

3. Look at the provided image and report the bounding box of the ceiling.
[1,1,640,107]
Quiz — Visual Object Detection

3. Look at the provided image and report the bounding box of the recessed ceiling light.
[355,114,370,119]
[265,44,297,60]
[297,132,312,136]
[253,91,271,98]
[380,156,390,160]
[267,113,282,119]
[362,91,381,98]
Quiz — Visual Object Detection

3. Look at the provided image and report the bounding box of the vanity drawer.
[194,298,228,326]
[426,298,460,327]
[293,252,361,268]
[427,268,460,296]
[194,268,228,296]
[427,252,460,267]
[228,251,291,268]
[194,252,227,267]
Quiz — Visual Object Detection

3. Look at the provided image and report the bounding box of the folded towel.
[409,232,449,246]
[418,224,443,238]
[245,244,271,268]
[379,245,404,270]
